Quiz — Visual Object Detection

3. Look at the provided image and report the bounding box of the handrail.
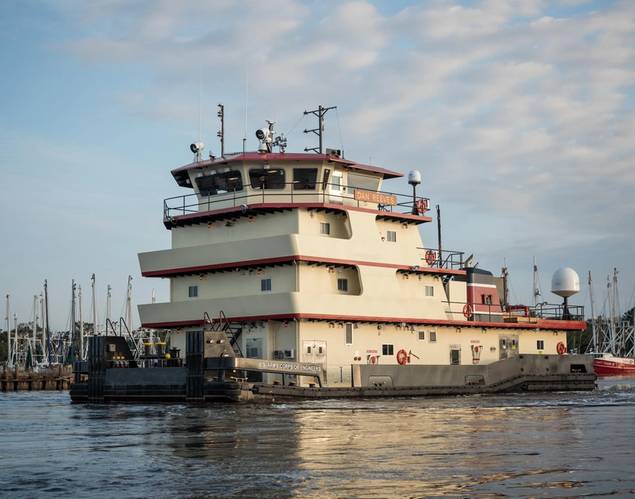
[163,182,431,221]
[418,247,465,269]
[443,300,584,322]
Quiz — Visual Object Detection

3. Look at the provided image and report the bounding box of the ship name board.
[354,190,397,206]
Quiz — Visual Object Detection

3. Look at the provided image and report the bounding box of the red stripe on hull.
[142,255,467,278]
[142,313,586,331]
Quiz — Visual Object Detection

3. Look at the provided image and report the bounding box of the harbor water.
[1,379,634,498]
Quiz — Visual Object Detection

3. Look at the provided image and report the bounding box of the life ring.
[396,349,409,365]
[425,250,436,266]
[368,355,378,365]
[463,303,474,319]
[415,198,428,214]
[556,342,566,355]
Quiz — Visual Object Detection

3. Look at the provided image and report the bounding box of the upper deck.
[163,152,432,228]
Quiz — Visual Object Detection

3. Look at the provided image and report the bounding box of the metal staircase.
[203,311,243,357]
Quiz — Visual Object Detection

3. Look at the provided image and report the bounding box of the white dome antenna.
[408,170,423,214]
[551,267,580,320]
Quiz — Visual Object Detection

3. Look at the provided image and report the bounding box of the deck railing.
[163,182,430,221]
[444,300,584,322]
[418,247,465,269]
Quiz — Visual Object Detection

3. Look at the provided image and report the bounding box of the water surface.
[1,378,634,497]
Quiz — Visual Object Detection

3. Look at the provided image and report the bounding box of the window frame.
[424,285,434,297]
[261,278,272,292]
[195,170,244,196]
[320,222,331,235]
[429,331,437,343]
[337,278,349,292]
[537,340,544,350]
[293,168,318,190]
[386,230,397,242]
[345,323,353,345]
[188,285,198,298]
[249,168,286,190]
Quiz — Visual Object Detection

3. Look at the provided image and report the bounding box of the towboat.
[70,111,596,403]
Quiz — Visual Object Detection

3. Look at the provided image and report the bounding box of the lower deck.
[168,319,571,386]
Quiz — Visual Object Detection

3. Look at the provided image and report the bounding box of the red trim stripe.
[142,255,467,277]
[142,313,586,331]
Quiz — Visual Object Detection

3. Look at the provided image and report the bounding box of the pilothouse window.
[293,168,318,190]
[195,170,243,196]
[249,168,285,189]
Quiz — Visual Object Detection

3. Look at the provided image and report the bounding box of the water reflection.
[1,380,634,497]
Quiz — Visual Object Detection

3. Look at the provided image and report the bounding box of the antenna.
[303,105,336,154]
[217,103,225,157]
[533,257,542,307]
[44,279,50,364]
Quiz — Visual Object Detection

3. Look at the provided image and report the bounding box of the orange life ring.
[463,303,474,319]
[396,349,409,365]
[425,250,436,266]
[556,342,566,355]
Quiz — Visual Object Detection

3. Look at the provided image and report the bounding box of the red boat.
[593,354,635,376]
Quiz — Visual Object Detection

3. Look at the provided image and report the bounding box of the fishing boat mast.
[5,294,11,367]
[91,274,97,337]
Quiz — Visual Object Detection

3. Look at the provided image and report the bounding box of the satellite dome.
[408,170,422,186]
[551,267,580,298]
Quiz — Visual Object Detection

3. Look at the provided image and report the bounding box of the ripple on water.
[1,380,634,497]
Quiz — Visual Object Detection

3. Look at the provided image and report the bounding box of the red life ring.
[463,303,474,319]
[369,355,378,365]
[396,349,409,365]
[425,250,436,266]
[415,198,428,214]
[556,342,566,355]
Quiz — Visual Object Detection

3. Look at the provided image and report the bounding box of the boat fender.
[463,303,474,319]
[556,342,566,355]
[396,349,409,365]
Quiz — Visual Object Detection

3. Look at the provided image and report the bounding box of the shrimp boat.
[593,354,635,376]
[70,107,595,403]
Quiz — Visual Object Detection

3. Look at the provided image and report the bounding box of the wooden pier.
[1,365,73,392]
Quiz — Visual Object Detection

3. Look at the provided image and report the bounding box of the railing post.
[182,195,185,216]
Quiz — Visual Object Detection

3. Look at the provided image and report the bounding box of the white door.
[303,340,327,365]
[329,172,343,203]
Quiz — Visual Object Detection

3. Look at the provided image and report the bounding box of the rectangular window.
[382,344,394,356]
[345,323,353,345]
[418,331,425,340]
[537,340,544,350]
[261,278,272,292]
[386,230,397,242]
[337,278,348,292]
[424,286,434,297]
[293,168,318,190]
[195,170,243,196]
[429,331,437,343]
[482,294,493,305]
[320,222,331,235]
[249,168,286,189]
[188,285,198,298]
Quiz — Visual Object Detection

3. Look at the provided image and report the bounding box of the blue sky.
[1,0,634,330]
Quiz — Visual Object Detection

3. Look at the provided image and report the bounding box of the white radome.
[551,267,580,298]
[408,170,422,186]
